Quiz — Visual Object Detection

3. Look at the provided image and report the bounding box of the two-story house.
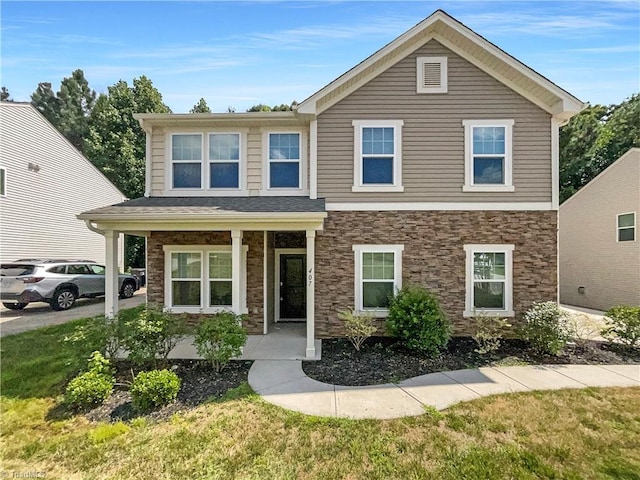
[79,10,584,358]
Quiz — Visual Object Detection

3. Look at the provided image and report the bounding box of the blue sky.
[2,1,639,113]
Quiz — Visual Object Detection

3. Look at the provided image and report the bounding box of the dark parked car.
[1,260,140,311]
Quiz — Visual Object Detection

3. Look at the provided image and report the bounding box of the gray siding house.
[560,148,640,311]
[0,102,125,264]
[80,10,584,357]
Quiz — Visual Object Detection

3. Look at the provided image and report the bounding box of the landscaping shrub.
[122,307,187,367]
[601,305,640,347]
[520,301,571,355]
[130,369,181,412]
[194,311,247,372]
[338,309,377,351]
[386,286,451,356]
[64,351,114,410]
[472,312,511,355]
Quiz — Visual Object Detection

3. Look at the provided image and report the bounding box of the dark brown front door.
[280,254,306,320]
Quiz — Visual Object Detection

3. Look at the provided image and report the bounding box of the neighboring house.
[559,148,640,311]
[0,102,125,265]
[79,10,584,357]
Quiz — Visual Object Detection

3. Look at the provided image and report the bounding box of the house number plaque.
[308,267,313,286]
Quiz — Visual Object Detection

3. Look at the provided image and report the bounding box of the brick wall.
[314,210,558,337]
[147,231,264,334]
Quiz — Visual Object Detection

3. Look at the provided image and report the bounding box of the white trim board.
[325,202,555,211]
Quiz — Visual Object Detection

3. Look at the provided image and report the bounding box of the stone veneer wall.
[147,231,264,334]
[314,210,558,338]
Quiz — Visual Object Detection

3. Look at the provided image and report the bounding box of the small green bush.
[338,309,377,351]
[386,286,451,356]
[601,305,640,347]
[130,369,181,412]
[64,351,114,410]
[521,301,571,355]
[194,312,247,372]
[472,312,511,355]
[122,307,187,367]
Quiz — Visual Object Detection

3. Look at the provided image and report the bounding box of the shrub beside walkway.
[248,360,640,419]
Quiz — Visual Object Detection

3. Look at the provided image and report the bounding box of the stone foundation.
[314,210,558,337]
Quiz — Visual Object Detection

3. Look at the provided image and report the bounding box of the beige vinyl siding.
[317,40,552,203]
[247,129,262,194]
[559,149,640,311]
[0,103,125,264]
[150,128,165,194]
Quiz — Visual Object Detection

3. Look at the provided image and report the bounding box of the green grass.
[2,318,640,479]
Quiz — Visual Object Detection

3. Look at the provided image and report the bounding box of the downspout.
[85,219,105,236]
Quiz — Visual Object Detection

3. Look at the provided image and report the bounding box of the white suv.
[0,259,140,311]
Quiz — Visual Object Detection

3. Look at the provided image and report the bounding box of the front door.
[279,254,306,320]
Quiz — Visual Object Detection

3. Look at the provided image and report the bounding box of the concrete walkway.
[248,361,640,419]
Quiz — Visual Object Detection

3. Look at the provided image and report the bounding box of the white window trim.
[0,166,6,197]
[165,131,248,196]
[463,244,514,318]
[352,244,404,317]
[352,120,404,193]
[462,120,515,193]
[416,56,447,94]
[163,245,248,314]
[261,129,308,196]
[617,212,636,242]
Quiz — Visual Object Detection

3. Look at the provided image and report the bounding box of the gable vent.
[417,56,447,94]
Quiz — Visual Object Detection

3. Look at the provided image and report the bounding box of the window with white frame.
[463,120,514,192]
[617,212,636,242]
[353,244,404,312]
[164,246,247,312]
[0,167,5,196]
[171,134,203,188]
[209,133,240,189]
[268,133,301,188]
[464,244,514,317]
[352,120,404,192]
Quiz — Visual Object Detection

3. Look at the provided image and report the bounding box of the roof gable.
[297,10,584,121]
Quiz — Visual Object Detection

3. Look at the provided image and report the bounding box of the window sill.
[463,310,515,318]
[164,306,249,315]
[359,309,389,318]
[352,185,404,193]
[163,189,247,197]
[259,189,308,196]
[462,185,515,193]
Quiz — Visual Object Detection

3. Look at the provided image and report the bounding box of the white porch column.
[231,230,243,314]
[104,230,120,318]
[305,229,316,358]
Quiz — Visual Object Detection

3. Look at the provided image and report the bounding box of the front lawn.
[1,319,639,479]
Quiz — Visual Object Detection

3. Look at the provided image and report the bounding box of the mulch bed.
[302,337,640,386]
[83,360,253,423]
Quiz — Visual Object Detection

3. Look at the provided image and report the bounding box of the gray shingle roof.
[80,196,326,216]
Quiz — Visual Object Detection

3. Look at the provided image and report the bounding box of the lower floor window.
[164,246,247,312]
[464,244,514,317]
[353,244,403,312]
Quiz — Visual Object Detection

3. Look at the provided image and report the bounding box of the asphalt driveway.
[0,288,146,337]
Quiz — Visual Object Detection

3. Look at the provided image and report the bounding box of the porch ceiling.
[78,196,327,234]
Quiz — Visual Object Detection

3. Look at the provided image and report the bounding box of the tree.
[85,76,171,267]
[247,103,272,112]
[190,98,211,113]
[31,82,60,127]
[559,94,640,203]
[1,87,12,101]
[246,102,296,112]
[56,69,96,152]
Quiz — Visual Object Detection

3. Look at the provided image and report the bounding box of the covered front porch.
[78,196,327,359]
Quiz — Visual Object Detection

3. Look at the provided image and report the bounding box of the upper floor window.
[617,212,636,242]
[171,134,202,188]
[352,120,404,193]
[209,133,240,189]
[268,133,301,188]
[463,120,514,192]
[0,167,5,196]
